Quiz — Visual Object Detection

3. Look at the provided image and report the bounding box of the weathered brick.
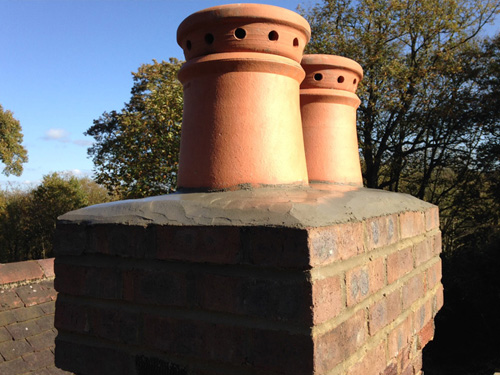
[388,315,413,358]
[387,247,413,284]
[0,260,44,285]
[6,319,42,340]
[366,214,399,250]
[26,329,56,351]
[368,289,402,336]
[417,320,434,349]
[432,232,442,255]
[308,222,364,266]
[433,284,444,316]
[347,342,387,375]
[143,313,313,374]
[47,365,74,375]
[31,368,52,375]
[23,348,54,369]
[53,262,86,295]
[11,305,44,323]
[400,211,426,239]
[36,314,55,331]
[0,326,12,342]
[314,309,367,373]
[426,259,442,291]
[240,227,309,268]
[54,297,88,334]
[383,362,398,375]
[156,225,242,265]
[54,222,87,256]
[402,273,425,310]
[414,237,433,267]
[346,256,385,306]
[87,306,141,345]
[0,356,31,375]
[412,351,423,374]
[425,206,439,231]
[39,301,56,315]
[0,289,23,311]
[37,258,55,278]
[16,282,56,307]
[401,362,413,375]
[196,272,312,323]
[0,310,16,326]
[414,297,433,332]
[88,224,153,258]
[312,275,343,324]
[0,339,32,360]
[123,267,189,308]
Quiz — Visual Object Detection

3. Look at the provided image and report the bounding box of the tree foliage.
[0,105,28,176]
[301,0,500,251]
[0,173,115,262]
[85,58,183,199]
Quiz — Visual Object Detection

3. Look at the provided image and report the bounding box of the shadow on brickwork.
[423,232,500,375]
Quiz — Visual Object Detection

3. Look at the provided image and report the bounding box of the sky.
[0,0,306,189]
[0,0,497,189]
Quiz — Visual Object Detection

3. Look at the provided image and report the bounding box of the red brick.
[0,289,23,311]
[414,298,433,332]
[0,310,16,326]
[387,247,413,284]
[366,214,399,250]
[388,315,413,358]
[156,226,242,265]
[425,206,439,231]
[16,282,56,307]
[432,232,442,255]
[401,362,413,375]
[53,262,86,296]
[23,348,54,369]
[0,339,32,360]
[426,259,442,291]
[417,320,434,349]
[347,342,387,375]
[0,327,12,342]
[412,352,423,374]
[400,211,426,239]
[87,306,141,345]
[53,297,88,334]
[0,260,44,285]
[308,222,364,266]
[143,313,313,374]
[383,362,398,375]
[0,356,31,375]
[368,289,402,336]
[88,224,153,258]
[313,276,343,324]
[26,329,56,351]
[346,257,385,306]
[433,284,444,316]
[37,258,55,278]
[6,319,42,340]
[402,273,425,310]
[414,238,433,267]
[54,223,87,256]
[314,309,367,373]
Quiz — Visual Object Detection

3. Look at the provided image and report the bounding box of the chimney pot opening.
[205,33,214,44]
[234,28,246,39]
[186,40,192,50]
[314,73,323,81]
[268,30,279,41]
[338,75,345,83]
[293,37,299,47]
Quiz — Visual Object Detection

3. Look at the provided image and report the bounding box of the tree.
[0,105,28,176]
[300,0,499,251]
[85,58,184,199]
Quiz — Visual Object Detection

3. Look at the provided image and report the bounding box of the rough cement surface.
[58,185,434,228]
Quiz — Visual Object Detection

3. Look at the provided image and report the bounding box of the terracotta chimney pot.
[300,54,364,186]
[176,4,311,191]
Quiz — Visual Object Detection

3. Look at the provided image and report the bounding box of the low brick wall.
[0,258,70,375]
[54,187,443,375]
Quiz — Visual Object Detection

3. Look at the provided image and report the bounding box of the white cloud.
[72,139,93,147]
[44,128,70,141]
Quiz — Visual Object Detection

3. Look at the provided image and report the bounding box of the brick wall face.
[54,193,443,375]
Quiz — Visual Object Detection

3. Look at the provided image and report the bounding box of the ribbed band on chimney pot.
[300,54,364,186]
[176,4,311,191]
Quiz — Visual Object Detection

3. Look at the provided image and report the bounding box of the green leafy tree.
[85,58,184,199]
[0,105,28,176]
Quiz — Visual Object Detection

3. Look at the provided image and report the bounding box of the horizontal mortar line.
[55,253,312,281]
[311,255,442,337]
[0,276,56,291]
[323,282,443,375]
[56,330,285,375]
[310,230,439,281]
[57,293,313,336]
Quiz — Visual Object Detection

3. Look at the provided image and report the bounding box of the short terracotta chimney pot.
[300,54,364,186]
[176,4,311,190]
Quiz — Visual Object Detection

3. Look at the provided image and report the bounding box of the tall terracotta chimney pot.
[176,4,311,191]
[300,54,364,186]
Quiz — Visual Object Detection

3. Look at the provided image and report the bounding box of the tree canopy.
[85,58,183,199]
[0,105,28,176]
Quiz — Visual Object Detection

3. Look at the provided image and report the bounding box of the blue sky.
[1,0,305,188]
[1,0,497,189]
